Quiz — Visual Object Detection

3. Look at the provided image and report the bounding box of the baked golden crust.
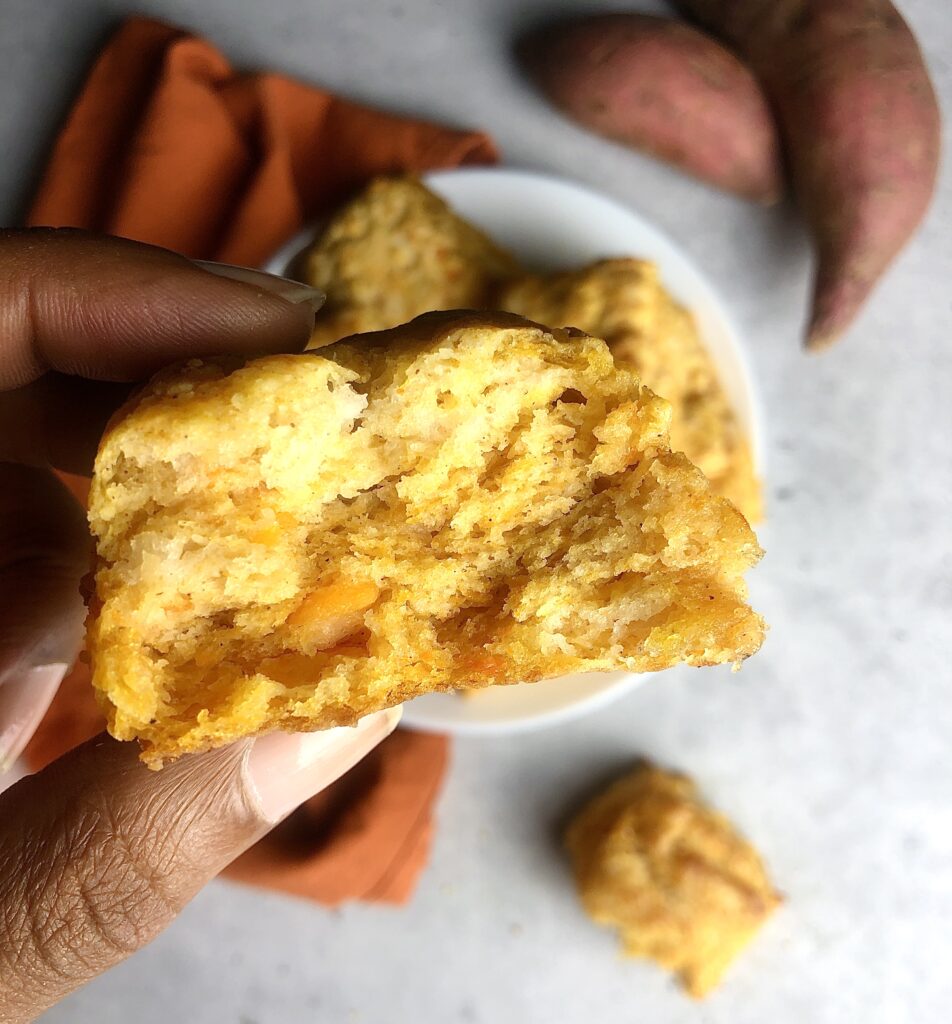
[301,177,517,347]
[566,763,781,998]
[88,311,765,767]
[497,259,763,522]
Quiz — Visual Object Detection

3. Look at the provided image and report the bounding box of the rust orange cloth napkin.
[22,13,497,904]
[28,16,496,264]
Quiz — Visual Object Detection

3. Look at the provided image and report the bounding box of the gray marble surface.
[1,0,949,1021]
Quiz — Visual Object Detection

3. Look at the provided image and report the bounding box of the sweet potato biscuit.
[566,763,781,998]
[301,176,517,347]
[88,312,765,767]
[497,259,763,521]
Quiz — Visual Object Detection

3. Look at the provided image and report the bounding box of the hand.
[0,230,401,1023]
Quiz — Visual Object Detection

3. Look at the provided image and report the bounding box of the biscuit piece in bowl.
[566,763,781,997]
[301,176,517,347]
[497,258,762,522]
[87,311,765,767]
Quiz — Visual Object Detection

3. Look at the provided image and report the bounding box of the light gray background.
[1,0,949,1021]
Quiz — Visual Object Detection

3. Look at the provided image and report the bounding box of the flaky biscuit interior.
[497,259,763,522]
[88,312,764,767]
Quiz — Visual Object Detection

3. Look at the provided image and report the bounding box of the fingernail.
[243,706,402,824]
[0,663,68,773]
[194,260,325,315]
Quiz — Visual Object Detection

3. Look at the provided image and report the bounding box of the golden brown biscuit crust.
[302,177,518,347]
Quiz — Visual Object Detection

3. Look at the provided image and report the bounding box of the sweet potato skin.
[675,0,941,349]
[517,14,783,204]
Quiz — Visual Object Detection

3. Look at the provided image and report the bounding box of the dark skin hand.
[0,230,400,1023]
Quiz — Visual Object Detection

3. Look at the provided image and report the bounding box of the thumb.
[0,710,401,1023]
[0,464,88,771]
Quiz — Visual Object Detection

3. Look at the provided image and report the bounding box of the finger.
[0,465,88,770]
[0,228,323,391]
[0,710,401,1023]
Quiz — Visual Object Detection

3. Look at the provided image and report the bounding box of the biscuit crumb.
[565,762,780,997]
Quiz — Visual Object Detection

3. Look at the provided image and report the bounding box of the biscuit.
[301,176,517,347]
[497,259,763,521]
[88,312,765,767]
[566,763,781,997]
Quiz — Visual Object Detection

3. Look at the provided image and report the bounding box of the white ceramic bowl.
[267,167,763,736]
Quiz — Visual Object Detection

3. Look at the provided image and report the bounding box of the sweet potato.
[517,14,783,204]
[674,0,941,349]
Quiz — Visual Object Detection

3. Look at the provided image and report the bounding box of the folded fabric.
[22,13,497,905]
[27,16,496,265]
